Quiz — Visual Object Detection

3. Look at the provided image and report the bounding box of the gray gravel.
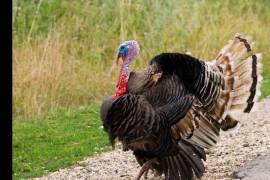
[35,98,270,180]
[232,154,270,180]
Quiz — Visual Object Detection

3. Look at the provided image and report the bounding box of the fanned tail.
[215,33,263,115]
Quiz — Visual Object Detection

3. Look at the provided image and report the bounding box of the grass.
[13,0,270,179]
[13,0,270,120]
[13,104,110,179]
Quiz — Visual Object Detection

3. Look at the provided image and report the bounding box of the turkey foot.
[135,158,159,180]
[221,114,239,131]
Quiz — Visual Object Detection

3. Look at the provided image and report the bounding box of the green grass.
[13,104,110,179]
[262,81,270,98]
[261,57,270,97]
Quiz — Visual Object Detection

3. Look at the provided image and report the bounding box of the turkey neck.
[113,58,132,99]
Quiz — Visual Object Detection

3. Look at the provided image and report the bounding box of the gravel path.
[35,98,270,180]
[232,154,270,180]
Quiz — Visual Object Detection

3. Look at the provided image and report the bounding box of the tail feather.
[231,54,263,112]
[215,33,263,114]
[216,33,253,66]
[186,113,220,149]
[233,54,263,76]
[231,93,252,105]
[134,141,206,180]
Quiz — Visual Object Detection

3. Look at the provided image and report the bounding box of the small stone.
[243,143,249,147]
[231,171,247,179]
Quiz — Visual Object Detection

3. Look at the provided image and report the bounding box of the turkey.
[100,33,263,180]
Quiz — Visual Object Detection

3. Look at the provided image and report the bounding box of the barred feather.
[215,33,263,114]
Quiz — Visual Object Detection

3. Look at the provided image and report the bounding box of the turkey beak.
[110,55,124,73]
[116,55,124,67]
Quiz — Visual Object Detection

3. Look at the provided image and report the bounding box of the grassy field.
[13,0,270,120]
[13,0,270,179]
[13,104,111,179]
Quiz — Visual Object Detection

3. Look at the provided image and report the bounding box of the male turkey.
[100,33,263,180]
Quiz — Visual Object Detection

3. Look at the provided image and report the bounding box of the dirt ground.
[35,98,270,180]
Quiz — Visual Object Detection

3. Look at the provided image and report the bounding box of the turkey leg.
[135,158,159,180]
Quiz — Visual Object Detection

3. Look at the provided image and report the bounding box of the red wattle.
[113,73,129,99]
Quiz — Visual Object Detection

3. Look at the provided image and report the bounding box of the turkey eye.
[120,45,126,50]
